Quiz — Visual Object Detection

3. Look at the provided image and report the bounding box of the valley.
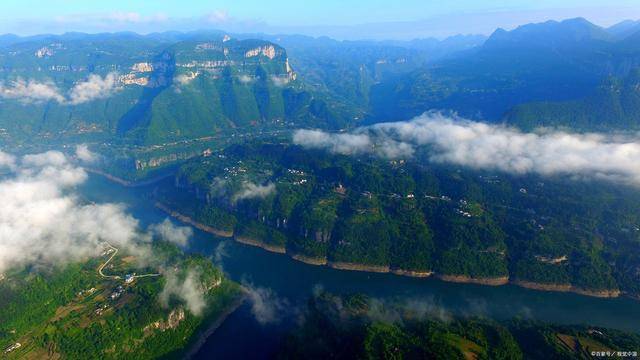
[2,10,640,360]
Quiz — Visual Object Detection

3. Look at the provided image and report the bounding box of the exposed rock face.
[135,151,201,170]
[285,59,297,81]
[34,43,63,58]
[234,236,287,254]
[145,308,186,332]
[205,277,222,292]
[35,47,54,58]
[178,60,234,69]
[436,274,510,286]
[512,280,621,298]
[535,255,568,264]
[328,262,391,273]
[119,73,149,86]
[195,43,222,51]
[131,62,154,72]
[245,45,278,59]
[390,269,433,278]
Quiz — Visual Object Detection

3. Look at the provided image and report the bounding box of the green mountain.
[607,19,640,40]
[0,33,344,146]
[504,70,640,131]
[159,142,640,297]
[368,18,640,125]
[0,243,243,359]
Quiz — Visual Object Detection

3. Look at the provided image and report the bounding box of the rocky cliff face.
[144,307,186,332]
[0,34,304,146]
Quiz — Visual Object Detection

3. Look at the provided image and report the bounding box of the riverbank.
[436,274,510,286]
[512,280,621,298]
[391,269,434,278]
[151,203,629,300]
[328,261,390,273]
[234,236,286,254]
[290,253,328,266]
[155,203,234,238]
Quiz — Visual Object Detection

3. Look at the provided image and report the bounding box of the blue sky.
[1,0,639,39]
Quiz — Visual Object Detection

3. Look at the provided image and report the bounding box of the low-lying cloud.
[293,112,640,186]
[0,150,144,274]
[238,75,255,84]
[270,75,290,87]
[0,151,17,170]
[293,130,372,156]
[0,78,65,104]
[149,218,193,247]
[0,72,120,105]
[75,144,98,163]
[160,270,206,316]
[67,72,120,105]
[243,283,290,325]
[0,149,210,314]
[232,182,276,202]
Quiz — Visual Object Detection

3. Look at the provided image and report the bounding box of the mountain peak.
[607,19,640,39]
[485,17,612,48]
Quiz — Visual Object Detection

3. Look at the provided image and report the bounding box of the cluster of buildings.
[455,208,474,218]
[389,193,416,199]
[535,255,568,264]
[124,274,136,284]
[4,343,21,354]
[77,287,97,297]
[94,303,110,316]
[455,199,475,218]
[223,164,248,179]
[110,285,125,300]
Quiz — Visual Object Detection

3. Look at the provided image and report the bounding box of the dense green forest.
[277,292,640,360]
[161,142,640,296]
[504,70,640,131]
[0,33,350,149]
[0,242,243,359]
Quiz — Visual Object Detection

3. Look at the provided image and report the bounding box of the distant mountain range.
[1,17,640,152]
[0,32,338,146]
[369,18,640,129]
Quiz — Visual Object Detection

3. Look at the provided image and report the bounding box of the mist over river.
[78,174,640,359]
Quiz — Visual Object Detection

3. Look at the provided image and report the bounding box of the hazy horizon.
[1,0,639,40]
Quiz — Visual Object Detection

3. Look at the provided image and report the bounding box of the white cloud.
[293,112,640,186]
[0,151,17,171]
[0,73,120,105]
[75,144,98,163]
[149,218,193,247]
[174,72,199,87]
[116,12,169,23]
[0,151,146,274]
[293,129,372,155]
[238,75,254,84]
[0,150,196,275]
[232,182,276,202]
[0,150,213,314]
[160,270,206,316]
[0,78,65,104]
[205,10,231,24]
[67,72,120,105]
[244,283,289,325]
[270,75,290,87]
